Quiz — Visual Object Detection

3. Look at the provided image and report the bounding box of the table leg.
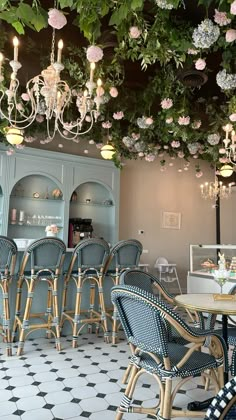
[222,314,229,384]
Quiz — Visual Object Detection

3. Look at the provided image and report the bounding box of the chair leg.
[17,279,35,356]
[116,364,139,420]
[174,268,182,294]
[2,281,12,356]
[160,378,172,420]
[98,276,109,343]
[53,276,61,351]
[72,275,83,348]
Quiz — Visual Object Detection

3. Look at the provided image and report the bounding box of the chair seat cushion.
[132,342,221,379]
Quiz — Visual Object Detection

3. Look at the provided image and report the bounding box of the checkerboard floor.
[0,330,220,420]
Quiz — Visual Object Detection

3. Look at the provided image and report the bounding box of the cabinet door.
[8,175,64,244]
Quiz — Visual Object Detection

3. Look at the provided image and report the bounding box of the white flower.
[229,113,236,122]
[216,69,236,90]
[187,48,199,55]
[161,98,173,109]
[156,0,174,9]
[192,19,220,49]
[113,111,124,120]
[178,116,190,125]
[207,133,220,145]
[48,9,67,30]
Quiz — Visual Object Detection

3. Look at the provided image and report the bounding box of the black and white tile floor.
[0,332,219,420]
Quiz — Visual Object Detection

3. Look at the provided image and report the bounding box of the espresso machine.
[68,218,93,247]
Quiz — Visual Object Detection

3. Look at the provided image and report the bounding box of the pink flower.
[196,171,203,178]
[214,9,231,26]
[129,26,142,39]
[21,93,29,101]
[85,115,91,122]
[229,113,236,122]
[24,136,35,143]
[178,151,185,158]
[161,98,173,109]
[145,154,155,162]
[63,130,69,136]
[219,148,226,154]
[131,132,140,140]
[195,58,206,70]
[178,116,190,125]
[166,117,173,124]
[226,29,236,42]
[36,114,44,123]
[109,87,118,98]
[113,111,124,120]
[16,103,23,111]
[96,143,103,149]
[219,157,228,163]
[6,149,14,156]
[16,144,24,149]
[145,117,153,125]
[230,0,236,15]
[192,120,202,129]
[102,121,112,129]
[86,45,103,63]
[171,141,180,148]
[48,9,67,30]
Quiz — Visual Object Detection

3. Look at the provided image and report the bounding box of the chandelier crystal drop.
[0,31,103,142]
[200,178,234,200]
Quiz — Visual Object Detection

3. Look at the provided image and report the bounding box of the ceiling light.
[220,164,234,177]
[100,144,116,160]
[5,127,24,145]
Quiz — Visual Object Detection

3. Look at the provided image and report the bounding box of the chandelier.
[220,124,236,165]
[0,29,104,142]
[200,177,234,200]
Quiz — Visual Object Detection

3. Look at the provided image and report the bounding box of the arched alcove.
[68,181,115,247]
[8,175,64,245]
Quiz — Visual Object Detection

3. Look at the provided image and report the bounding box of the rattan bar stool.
[103,239,143,344]
[13,237,66,355]
[0,236,17,356]
[60,238,110,348]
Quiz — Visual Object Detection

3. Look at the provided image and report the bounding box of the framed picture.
[161,211,181,230]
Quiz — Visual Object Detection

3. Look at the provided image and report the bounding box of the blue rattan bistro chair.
[13,237,66,355]
[111,285,227,420]
[60,238,110,348]
[205,377,236,420]
[103,239,143,344]
[0,236,17,356]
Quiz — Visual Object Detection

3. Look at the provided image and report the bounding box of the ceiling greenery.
[0,0,235,173]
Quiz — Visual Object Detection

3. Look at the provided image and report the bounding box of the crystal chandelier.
[200,177,234,200]
[220,124,236,165]
[0,30,104,142]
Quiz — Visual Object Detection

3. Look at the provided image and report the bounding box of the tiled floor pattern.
[0,331,219,420]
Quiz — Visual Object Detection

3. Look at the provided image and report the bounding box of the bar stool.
[154,256,182,294]
[60,238,110,348]
[103,239,143,344]
[13,237,66,355]
[0,236,17,356]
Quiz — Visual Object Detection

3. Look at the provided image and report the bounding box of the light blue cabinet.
[0,147,120,246]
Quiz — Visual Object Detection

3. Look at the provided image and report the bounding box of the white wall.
[119,158,220,292]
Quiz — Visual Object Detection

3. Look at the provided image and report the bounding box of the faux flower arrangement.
[45,224,59,234]
[0,0,235,177]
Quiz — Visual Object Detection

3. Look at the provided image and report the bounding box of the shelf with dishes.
[70,200,113,207]
[10,196,64,203]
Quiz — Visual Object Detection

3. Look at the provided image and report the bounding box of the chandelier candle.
[57,40,63,64]
[13,37,19,61]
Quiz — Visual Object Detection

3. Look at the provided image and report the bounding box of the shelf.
[10,196,64,202]
[9,223,63,228]
[70,201,113,207]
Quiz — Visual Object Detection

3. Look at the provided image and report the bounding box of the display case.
[188,244,236,295]
[190,244,236,274]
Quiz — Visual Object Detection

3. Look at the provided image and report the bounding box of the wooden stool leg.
[98,276,109,343]
[88,280,96,333]
[17,278,35,356]
[72,275,82,348]
[53,275,61,351]
[2,281,12,356]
